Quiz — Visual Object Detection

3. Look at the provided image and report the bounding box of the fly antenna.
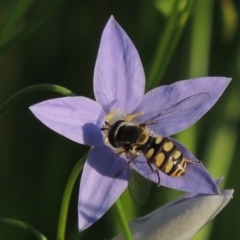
[100,121,111,131]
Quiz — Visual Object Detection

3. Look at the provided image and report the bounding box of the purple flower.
[113,179,233,240]
[29,16,230,230]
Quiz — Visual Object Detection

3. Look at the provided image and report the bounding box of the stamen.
[125,111,144,122]
[105,109,118,122]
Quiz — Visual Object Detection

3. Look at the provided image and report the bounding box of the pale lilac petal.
[78,145,128,230]
[30,97,105,146]
[113,189,233,240]
[132,138,219,194]
[156,178,225,210]
[94,16,145,114]
[134,77,231,136]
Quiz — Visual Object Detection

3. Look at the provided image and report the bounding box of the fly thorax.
[101,109,146,150]
[115,123,143,148]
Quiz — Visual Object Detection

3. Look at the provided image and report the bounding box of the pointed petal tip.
[216,76,232,81]
[94,14,145,113]
[29,103,42,117]
[29,105,34,111]
[106,15,118,30]
[78,213,95,232]
[135,76,231,136]
[109,15,115,21]
[212,76,232,85]
[224,189,234,196]
[29,103,39,114]
[78,146,128,231]
[78,221,88,232]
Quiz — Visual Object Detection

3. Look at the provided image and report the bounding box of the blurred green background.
[0,0,239,239]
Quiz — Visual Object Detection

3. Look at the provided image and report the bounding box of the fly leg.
[185,159,202,164]
[114,150,136,181]
[147,160,161,186]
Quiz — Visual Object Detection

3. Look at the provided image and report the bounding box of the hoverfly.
[101,93,207,204]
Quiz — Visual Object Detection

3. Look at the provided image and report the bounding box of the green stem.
[175,0,211,157]
[147,0,195,91]
[186,1,214,240]
[188,0,213,77]
[56,153,87,240]
[157,0,195,83]
[0,84,75,119]
[0,218,47,240]
[114,198,133,240]
[147,0,180,90]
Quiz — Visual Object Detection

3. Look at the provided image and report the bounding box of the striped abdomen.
[140,136,187,177]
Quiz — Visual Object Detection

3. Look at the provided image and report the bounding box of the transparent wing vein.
[143,93,209,125]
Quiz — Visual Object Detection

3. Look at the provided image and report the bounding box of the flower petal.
[132,138,219,194]
[94,16,145,114]
[134,77,231,136]
[30,97,105,146]
[113,189,233,240]
[78,145,128,230]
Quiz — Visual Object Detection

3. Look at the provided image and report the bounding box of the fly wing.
[142,93,209,126]
[128,169,152,205]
